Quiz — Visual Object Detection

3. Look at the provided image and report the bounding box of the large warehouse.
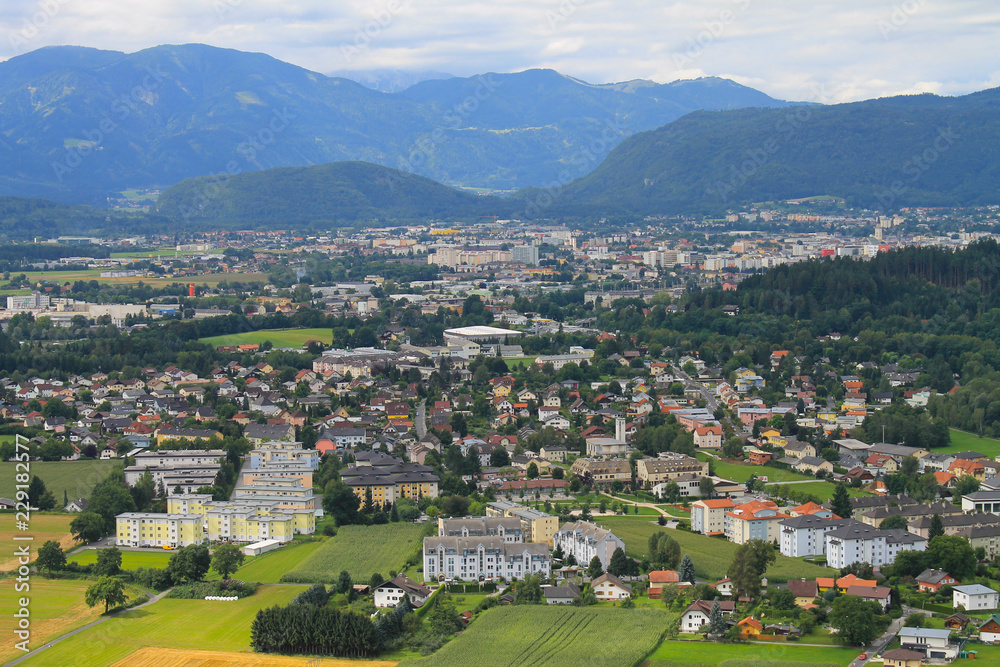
[443,325,522,343]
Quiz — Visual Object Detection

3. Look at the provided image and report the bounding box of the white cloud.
[0,0,995,102]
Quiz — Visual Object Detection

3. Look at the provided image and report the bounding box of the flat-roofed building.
[116,512,204,548]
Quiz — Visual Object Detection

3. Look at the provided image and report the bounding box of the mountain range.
[0,43,798,205]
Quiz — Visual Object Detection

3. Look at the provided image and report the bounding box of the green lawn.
[207,539,324,583]
[769,481,872,503]
[400,605,668,667]
[598,517,835,582]
[200,327,333,349]
[941,429,1000,457]
[0,577,107,664]
[282,523,425,584]
[697,454,814,484]
[69,549,173,570]
[0,460,115,503]
[17,583,307,667]
[645,639,857,666]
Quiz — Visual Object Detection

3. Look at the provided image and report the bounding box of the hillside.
[155,161,513,225]
[0,44,798,204]
[543,88,1000,214]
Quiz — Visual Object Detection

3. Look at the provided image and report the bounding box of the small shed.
[243,539,283,557]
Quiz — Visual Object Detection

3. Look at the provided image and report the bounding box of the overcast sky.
[2,0,997,102]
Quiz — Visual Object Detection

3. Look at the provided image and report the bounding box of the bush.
[167,579,257,599]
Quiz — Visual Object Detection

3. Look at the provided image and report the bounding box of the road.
[672,366,739,433]
[415,401,427,439]
[850,611,908,667]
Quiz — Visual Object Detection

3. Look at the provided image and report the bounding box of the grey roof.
[953,584,997,596]
[899,627,951,639]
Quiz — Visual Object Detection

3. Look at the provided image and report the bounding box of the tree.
[576,586,597,606]
[926,535,977,580]
[744,540,776,578]
[370,572,386,589]
[85,576,128,614]
[586,555,604,579]
[70,511,105,542]
[490,447,510,467]
[526,462,539,480]
[698,477,715,498]
[35,540,66,574]
[337,570,354,595]
[514,574,543,604]
[769,588,796,610]
[830,483,853,518]
[93,547,123,577]
[679,554,696,584]
[879,515,909,530]
[211,543,245,580]
[929,513,945,539]
[608,547,630,577]
[727,541,774,600]
[829,594,880,645]
[168,545,211,583]
[708,601,727,636]
[27,475,56,511]
[322,480,361,526]
[648,532,681,569]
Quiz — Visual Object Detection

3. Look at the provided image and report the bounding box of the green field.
[400,606,667,667]
[0,577,108,664]
[0,460,116,503]
[598,517,835,582]
[69,549,174,570]
[200,327,333,349]
[1,513,76,572]
[282,524,425,584]
[700,455,814,484]
[207,539,324,583]
[768,481,871,503]
[17,583,306,667]
[941,429,1000,457]
[645,639,857,666]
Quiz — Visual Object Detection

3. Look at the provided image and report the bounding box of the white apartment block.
[423,536,550,582]
[552,520,625,570]
[824,524,926,569]
[780,516,855,558]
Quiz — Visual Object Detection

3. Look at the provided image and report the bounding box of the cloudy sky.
[2,0,997,102]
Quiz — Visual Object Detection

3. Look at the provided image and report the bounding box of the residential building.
[373,576,432,608]
[570,458,631,483]
[485,501,560,545]
[786,579,819,607]
[552,520,625,570]
[543,582,581,604]
[952,584,999,611]
[961,490,1000,514]
[780,516,854,558]
[824,524,927,569]
[591,572,632,600]
[636,454,708,483]
[340,453,440,506]
[725,500,790,545]
[115,512,204,548]
[693,424,723,449]
[438,516,524,543]
[897,627,958,661]
[680,600,736,632]
[880,648,926,667]
[979,614,1000,644]
[422,536,551,582]
[691,498,735,536]
[916,569,958,593]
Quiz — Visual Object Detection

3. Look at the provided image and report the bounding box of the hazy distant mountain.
[328,68,454,93]
[0,44,801,204]
[536,87,1000,215]
[155,161,511,225]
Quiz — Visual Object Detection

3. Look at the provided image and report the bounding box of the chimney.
[616,417,625,443]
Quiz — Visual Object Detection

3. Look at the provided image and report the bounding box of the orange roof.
[817,578,835,589]
[792,501,837,518]
[697,499,736,509]
[738,617,763,631]
[934,471,956,485]
[695,424,723,435]
[771,350,789,357]
[837,574,877,589]
[950,459,984,473]
[648,570,680,584]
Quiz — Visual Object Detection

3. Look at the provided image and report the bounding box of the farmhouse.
[590,572,632,600]
[680,599,736,632]
[373,576,432,609]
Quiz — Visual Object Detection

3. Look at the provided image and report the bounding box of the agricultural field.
[941,429,1000,457]
[0,577,105,664]
[208,540,324,583]
[109,647,400,667]
[0,513,76,572]
[17,583,307,667]
[599,517,835,582]
[69,549,174,570]
[200,327,332,349]
[282,524,425,584]
[400,606,667,667]
[644,639,857,666]
[0,459,116,502]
